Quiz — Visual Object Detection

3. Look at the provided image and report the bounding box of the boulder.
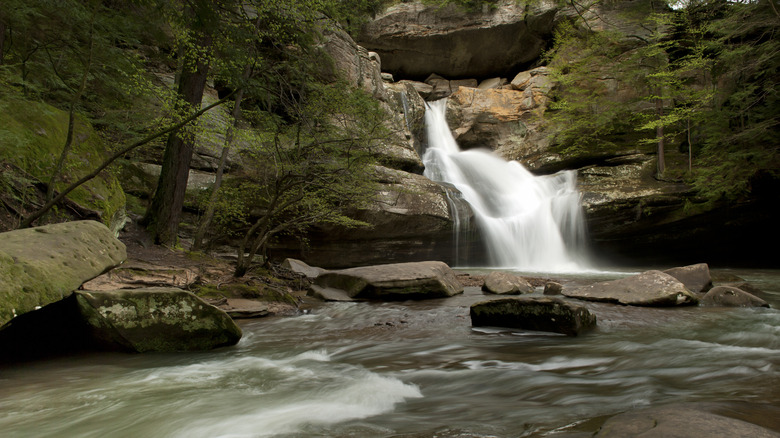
[478,77,507,90]
[309,261,463,300]
[0,288,241,362]
[0,221,127,325]
[482,271,534,295]
[470,296,597,336]
[664,263,713,293]
[700,286,770,308]
[543,281,564,296]
[562,270,698,306]
[595,403,780,438]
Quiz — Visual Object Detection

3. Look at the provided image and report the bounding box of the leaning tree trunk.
[142,46,211,245]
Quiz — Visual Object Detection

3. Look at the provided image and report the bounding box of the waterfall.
[422,99,589,272]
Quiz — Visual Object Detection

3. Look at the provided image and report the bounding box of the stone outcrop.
[282,258,328,280]
[0,221,127,325]
[700,286,770,308]
[481,271,534,295]
[562,270,699,306]
[470,296,597,336]
[358,0,558,79]
[0,288,241,362]
[664,263,713,293]
[319,21,386,101]
[309,261,463,301]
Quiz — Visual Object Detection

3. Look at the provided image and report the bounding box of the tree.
[141,0,219,245]
[230,83,384,277]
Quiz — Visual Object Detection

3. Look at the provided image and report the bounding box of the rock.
[81,263,199,290]
[470,296,597,336]
[663,263,713,293]
[544,281,564,296]
[217,298,270,319]
[481,271,534,295]
[562,270,698,306]
[478,77,507,90]
[0,221,127,325]
[446,85,550,159]
[700,286,770,308]
[307,285,355,302]
[0,288,241,362]
[358,0,558,79]
[289,167,456,268]
[282,258,328,280]
[595,403,780,438]
[319,21,386,101]
[310,261,463,300]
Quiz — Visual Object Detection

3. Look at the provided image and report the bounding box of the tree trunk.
[142,44,211,245]
[192,72,249,251]
[687,117,692,174]
[0,21,6,65]
[656,98,666,176]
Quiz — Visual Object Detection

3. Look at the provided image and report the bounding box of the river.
[1,267,778,437]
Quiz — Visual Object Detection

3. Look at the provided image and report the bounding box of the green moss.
[0,97,126,230]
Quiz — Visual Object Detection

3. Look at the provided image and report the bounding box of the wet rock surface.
[562,270,699,307]
[309,261,463,300]
[481,271,534,295]
[700,286,770,308]
[470,296,597,336]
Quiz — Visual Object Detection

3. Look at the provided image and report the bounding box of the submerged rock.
[470,296,596,336]
[0,287,241,362]
[595,403,780,438]
[309,261,463,300]
[562,270,698,306]
[700,286,770,308]
[481,271,534,295]
[0,220,127,325]
[664,263,713,293]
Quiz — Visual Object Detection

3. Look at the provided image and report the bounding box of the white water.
[423,99,589,272]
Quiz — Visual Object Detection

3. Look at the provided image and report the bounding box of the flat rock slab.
[0,220,127,325]
[562,270,698,306]
[470,296,597,336]
[595,403,780,438]
[0,287,241,362]
[310,261,463,300]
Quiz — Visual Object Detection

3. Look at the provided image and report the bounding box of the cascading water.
[422,99,589,272]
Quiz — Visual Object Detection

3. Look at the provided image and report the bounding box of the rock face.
[481,271,534,295]
[309,261,463,300]
[0,221,127,325]
[358,0,558,79]
[664,263,713,293]
[0,288,241,362]
[700,286,770,308]
[595,403,780,438]
[470,296,597,336]
[562,271,698,306]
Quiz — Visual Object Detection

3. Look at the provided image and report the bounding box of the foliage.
[545,0,778,199]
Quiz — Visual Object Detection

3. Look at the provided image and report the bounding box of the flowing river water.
[1,268,779,437]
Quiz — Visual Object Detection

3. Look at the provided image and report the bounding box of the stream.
[1,268,778,437]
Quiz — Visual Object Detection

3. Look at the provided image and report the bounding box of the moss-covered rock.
[0,287,241,362]
[0,220,126,325]
[75,288,242,352]
[0,98,126,232]
[470,296,597,336]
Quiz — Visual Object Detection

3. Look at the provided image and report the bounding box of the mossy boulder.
[0,98,126,232]
[0,287,241,362]
[470,296,597,336]
[0,220,126,325]
[75,288,242,352]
